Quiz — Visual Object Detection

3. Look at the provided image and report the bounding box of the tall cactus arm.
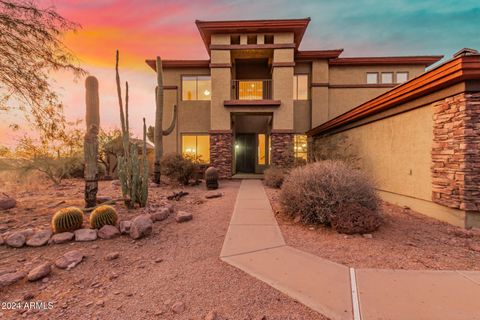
[115,50,126,134]
[163,104,177,136]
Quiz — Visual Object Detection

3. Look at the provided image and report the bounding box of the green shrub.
[263,166,287,188]
[280,160,379,227]
[161,153,195,185]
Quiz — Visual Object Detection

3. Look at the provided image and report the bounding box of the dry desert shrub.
[161,153,196,185]
[330,203,382,234]
[263,166,287,188]
[280,160,379,227]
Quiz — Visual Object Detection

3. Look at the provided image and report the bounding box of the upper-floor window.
[264,35,274,44]
[381,72,394,84]
[396,72,409,83]
[293,74,308,100]
[182,76,211,101]
[366,72,379,84]
[247,35,257,45]
[230,35,240,45]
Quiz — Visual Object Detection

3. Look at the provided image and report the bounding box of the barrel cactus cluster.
[89,205,118,229]
[51,207,85,233]
[205,166,219,190]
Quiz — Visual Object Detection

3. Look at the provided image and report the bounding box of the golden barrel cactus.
[90,205,118,229]
[51,207,84,233]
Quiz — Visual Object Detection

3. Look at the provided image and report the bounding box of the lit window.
[238,80,263,100]
[293,75,308,100]
[258,134,266,165]
[182,134,210,163]
[381,72,393,84]
[396,72,408,83]
[182,76,211,101]
[366,73,378,84]
[294,135,307,161]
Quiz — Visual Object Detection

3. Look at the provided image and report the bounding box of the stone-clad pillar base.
[209,130,233,178]
[270,130,294,168]
[432,92,480,228]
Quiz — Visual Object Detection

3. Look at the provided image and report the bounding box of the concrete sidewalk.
[220,179,480,320]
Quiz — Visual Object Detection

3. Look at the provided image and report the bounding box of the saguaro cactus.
[153,56,177,184]
[115,50,149,208]
[84,76,100,208]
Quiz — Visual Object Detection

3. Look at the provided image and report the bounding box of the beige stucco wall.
[274,32,294,44]
[211,34,230,45]
[272,48,294,130]
[294,100,311,133]
[328,88,392,119]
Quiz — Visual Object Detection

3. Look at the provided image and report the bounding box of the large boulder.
[27,263,52,281]
[0,194,16,211]
[130,215,153,240]
[74,229,97,242]
[5,232,26,248]
[49,232,74,244]
[98,225,120,239]
[26,230,52,247]
[119,221,131,235]
[55,250,84,270]
[0,271,26,288]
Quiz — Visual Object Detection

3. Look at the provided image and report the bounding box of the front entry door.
[235,134,256,173]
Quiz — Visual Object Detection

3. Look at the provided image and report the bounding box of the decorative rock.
[130,215,153,240]
[171,301,185,314]
[105,252,119,261]
[150,208,170,222]
[205,191,222,199]
[0,268,16,276]
[74,229,97,242]
[0,235,3,245]
[205,310,219,320]
[6,232,26,248]
[175,211,192,223]
[162,202,174,213]
[20,229,35,239]
[0,194,16,210]
[293,215,302,224]
[363,233,373,239]
[0,271,26,287]
[98,225,120,239]
[55,250,84,269]
[27,263,52,281]
[49,232,74,244]
[26,230,52,247]
[119,221,131,235]
[469,243,480,252]
[23,292,35,300]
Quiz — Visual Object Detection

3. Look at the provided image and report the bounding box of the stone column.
[271,130,294,168]
[307,136,315,163]
[431,92,480,227]
[209,130,233,178]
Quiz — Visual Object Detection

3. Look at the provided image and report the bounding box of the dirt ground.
[0,176,326,320]
[265,186,480,271]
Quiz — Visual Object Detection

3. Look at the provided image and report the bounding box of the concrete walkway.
[220,180,480,320]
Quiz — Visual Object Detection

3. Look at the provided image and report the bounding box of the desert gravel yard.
[266,186,480,271]
[0,178,326,320]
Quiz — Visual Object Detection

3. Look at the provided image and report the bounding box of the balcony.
[225,79,280,107]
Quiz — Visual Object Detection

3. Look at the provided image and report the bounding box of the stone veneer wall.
[270,132,294,167]
[209,132,233,178]
[432,92,480,214]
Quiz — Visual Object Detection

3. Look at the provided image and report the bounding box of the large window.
[294,135,307,161]
[293,75,308,100]
[182,76,211,101]
[182,134,210,163]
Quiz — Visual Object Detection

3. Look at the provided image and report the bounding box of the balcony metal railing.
[232,79,272,100]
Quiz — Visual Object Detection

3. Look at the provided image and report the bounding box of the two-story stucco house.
[146,18,442,178]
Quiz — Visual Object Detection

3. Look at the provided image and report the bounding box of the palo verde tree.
[0,0,84,131]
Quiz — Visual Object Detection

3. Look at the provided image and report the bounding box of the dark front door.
[235,134,255,173]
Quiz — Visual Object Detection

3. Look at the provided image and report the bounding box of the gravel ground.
[265,186,480,271]
[0,178,327,320]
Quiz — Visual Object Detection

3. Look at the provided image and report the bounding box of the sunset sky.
[1,0,479,147]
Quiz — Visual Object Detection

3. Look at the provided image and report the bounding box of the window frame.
[293,73,309,100]
[396,71,409,84]
[366,72,379,84]
[381,72,394,84]
[181,75,211,101]
[181,133,210,164]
